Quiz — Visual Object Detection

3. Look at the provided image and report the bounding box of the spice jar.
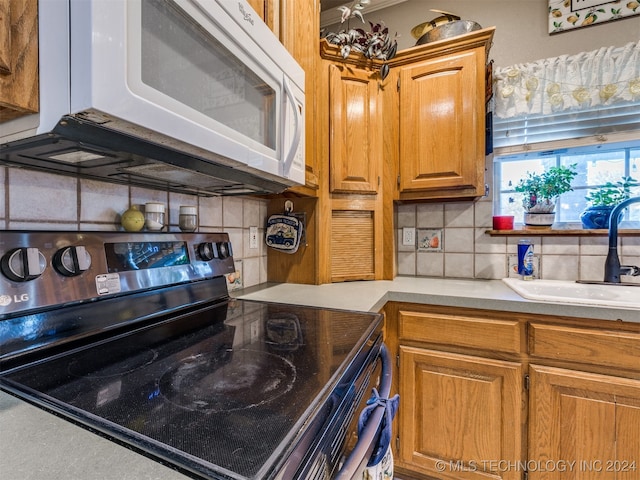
[179,206,198,232]
[144,203,165,231]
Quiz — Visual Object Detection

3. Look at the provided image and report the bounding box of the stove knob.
[53,246,92,277]
[216,241,232,259]
[0,247,47,282]
[197,242,216,261]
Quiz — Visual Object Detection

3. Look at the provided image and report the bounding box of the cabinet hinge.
[397,77,400,91]
[396,355,400,368]
[395,436,400,451]
[524,374,530,390]
[378,176,381,186]
[397,175,401,187]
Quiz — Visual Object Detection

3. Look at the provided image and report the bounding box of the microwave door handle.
[334,343,393,480]
[282,76,302,178]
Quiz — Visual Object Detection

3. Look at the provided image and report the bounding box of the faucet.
[604,196,640,283]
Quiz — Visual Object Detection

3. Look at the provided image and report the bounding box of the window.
[494,140,640,225]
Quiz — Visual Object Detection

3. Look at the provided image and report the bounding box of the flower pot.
[523,212,555,227]
[580,205,622,229]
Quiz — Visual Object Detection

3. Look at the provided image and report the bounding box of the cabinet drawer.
[529,323,640,371]
[398,311,522,353]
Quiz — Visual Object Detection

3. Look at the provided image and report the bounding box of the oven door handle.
[334,343,393,480]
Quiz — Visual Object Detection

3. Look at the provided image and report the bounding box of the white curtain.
[494,41,640,119]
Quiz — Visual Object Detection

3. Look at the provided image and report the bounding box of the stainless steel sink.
[502,277,640,309]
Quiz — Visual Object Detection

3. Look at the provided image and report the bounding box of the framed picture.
[549,0,640,33]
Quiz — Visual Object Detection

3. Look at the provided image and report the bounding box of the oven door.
[68,0,304,184]
[334,344,395,480]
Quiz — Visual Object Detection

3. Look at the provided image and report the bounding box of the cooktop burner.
[159,348,296,413]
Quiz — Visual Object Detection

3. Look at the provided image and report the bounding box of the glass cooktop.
[1,298,382,480]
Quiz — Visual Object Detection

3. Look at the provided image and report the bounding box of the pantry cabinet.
[267,41,387,284]
[384,28,494,201]
[0,0,39,123]
[384,302,640,480]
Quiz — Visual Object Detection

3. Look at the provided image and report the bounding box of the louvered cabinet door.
[330,210,376,282]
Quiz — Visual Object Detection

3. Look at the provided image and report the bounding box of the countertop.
[2,276,639,480]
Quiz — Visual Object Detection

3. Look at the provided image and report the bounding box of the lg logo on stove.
[0,293,29,307]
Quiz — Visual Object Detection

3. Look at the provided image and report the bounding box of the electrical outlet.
[249,226,258,249]
[402,227,415,246]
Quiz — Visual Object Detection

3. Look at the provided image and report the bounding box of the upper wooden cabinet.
[384,28,495,201]
[279,0,320,193]
[327,60,381,194]
[0,0,39,123]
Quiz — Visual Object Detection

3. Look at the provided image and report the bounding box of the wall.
[386,0,640,282]
[395,161,640,282]
[358,0,640,67]
[0,167,268,289]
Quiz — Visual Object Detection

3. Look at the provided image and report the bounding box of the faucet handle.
[620,265,640,277]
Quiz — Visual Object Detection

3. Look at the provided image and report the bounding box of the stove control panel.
[0,231,235,317]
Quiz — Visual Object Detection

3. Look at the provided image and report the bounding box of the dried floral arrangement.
[321,0,398,79]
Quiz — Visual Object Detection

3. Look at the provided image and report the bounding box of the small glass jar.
[145,203,165,231]
[179,206,198,232]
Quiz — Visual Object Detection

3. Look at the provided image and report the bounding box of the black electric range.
[0,231,387,480]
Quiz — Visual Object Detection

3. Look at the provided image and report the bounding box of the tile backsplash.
[0,168,269,288]
[396,196,640,283]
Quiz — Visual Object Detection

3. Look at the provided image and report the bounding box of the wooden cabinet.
[267,41,387,284]
[246,0,278,34]
[529,365,640,480]
[383,28,494,201]
[0,0,39,123]
[327,62,381,194]
[279,0,320,193]
[387,304,524,480]
[528,323,640,480]
[385,302,640,480]
[399,347,523,480]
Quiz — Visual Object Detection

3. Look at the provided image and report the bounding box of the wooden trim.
[487,228,640,236]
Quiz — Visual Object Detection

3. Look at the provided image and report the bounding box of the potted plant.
[321,0,398,80]
[514,164,578,226]
[580,176,639,229]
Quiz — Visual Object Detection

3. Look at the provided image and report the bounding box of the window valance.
[492,41,640,148]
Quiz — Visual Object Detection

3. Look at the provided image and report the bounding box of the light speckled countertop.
[234,276,640,323]
[2,277,638,480]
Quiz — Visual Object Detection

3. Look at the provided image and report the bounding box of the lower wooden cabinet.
[399,346,522,480]
[386,302,640,480]
[529,365,640,480]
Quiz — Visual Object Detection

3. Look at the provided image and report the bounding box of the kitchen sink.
[502,277,640,309]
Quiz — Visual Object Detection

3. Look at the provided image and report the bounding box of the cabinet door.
[328,63,381,194]
[529,365,640,480]
[0,0,39,122]
[399,346,523,480]
[398,47,485,197]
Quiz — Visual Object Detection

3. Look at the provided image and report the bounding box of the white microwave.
[0,0,305,195]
